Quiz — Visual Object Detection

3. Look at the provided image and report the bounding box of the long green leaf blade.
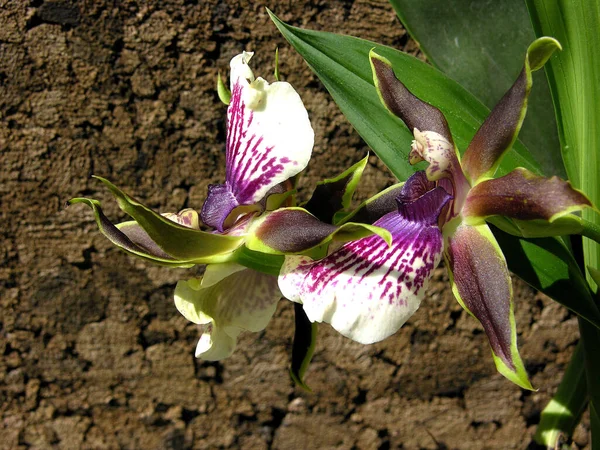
[388,0,563,177]
[268,11,541,182]
[493,229,600,331]
[527,3,600,439]
[526,1,600,291]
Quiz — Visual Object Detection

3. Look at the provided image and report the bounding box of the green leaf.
[274,47,280,81]
[534,341,588,447]
[579,316,600,447]
[388,0,564,177]
[589,267,600,288]
[268,10,541,183]
[290,303,317,391]
[94,177,243,262]
[527,3,600,440]
[492,227,600,331]
[526,0,600,291]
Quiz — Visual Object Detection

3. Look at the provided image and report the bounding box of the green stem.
[534,342,588,447]
[580,217,600,247]
[290,303,318,391]
[235,247,284,276]
[578,316,600,448]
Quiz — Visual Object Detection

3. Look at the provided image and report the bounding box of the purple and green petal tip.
[463,167,592,224]
[279,172,451,344]
[462,38,561,184]
[446,223,532,390]
[369,50,454,145]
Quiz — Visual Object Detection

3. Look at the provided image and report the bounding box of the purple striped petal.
[200,184,240,232]
[279,182,450,344]
[202,52,314,231]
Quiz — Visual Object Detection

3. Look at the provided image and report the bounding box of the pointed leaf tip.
[303,154,369,223]
[274,47,280,81]
[527,37,561,72]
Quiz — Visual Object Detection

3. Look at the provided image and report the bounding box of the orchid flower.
[70,51,315,360]
[279,38,593,388]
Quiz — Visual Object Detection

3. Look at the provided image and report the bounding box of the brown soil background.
[0,1,590,449]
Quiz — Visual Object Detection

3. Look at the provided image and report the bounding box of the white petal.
[225,54,314,206]
[279,212,444,344]
[201,263,246,288]
[174,268,281,360]
[174,278,212,325]
[195,323,240,361]
[230,51,255,88]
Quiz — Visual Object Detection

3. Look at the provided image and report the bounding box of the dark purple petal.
[461,39,560,184]
[445,223,531,389]
[463,168,592,221]
[370,51,454,144]
[119,222,172,259]
[462,68,528,183]
[253,209,338,253]
[397,171,437,203]
[447,225,513,366]
[397,187,452,227]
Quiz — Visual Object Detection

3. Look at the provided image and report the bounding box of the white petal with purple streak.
[279,211,444,344]
[174,268,282,360]
[201,52,314,231]
[279,174,451,344]
[227,56,313,203]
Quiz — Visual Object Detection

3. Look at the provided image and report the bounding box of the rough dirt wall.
[0,0,590,448]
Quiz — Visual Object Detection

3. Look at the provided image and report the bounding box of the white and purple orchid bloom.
[70,51,319,360]
[278,38,593,389]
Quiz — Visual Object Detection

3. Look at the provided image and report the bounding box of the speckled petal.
[174,268,281,360]
[279,177,450,344]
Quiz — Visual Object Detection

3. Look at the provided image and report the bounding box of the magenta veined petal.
[279,175,450,344]
[202,52,314,231]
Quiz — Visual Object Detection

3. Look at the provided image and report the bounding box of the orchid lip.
[279,171,451,345]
